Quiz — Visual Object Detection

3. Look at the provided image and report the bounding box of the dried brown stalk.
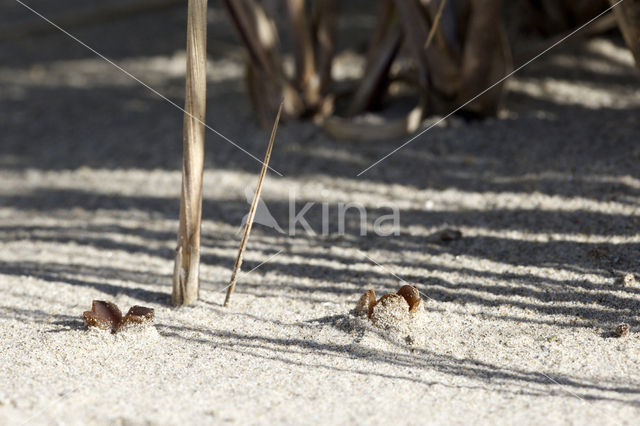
[224,102,283,307]
[393,0,459,100]
[344,2,398,117]
[172,0,208,306]
[424,0,448,49]
[610,0,640,71]
[223,0,304,126]
[346,22,403,116]
[222,0,520,140]
[323,102,424,141]
[457,0,510,117]
[392,0,431,91]
[312,0,338,103]
[365,0,396,63]
[287,0,317,100]
[222,0,277,76]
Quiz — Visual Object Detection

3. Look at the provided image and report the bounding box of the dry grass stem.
[172,0,208,306]
[224,102,284,307]
[424,0,448,49]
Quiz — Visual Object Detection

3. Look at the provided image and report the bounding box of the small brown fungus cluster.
[355,285,424,328]
[83,300,155,333]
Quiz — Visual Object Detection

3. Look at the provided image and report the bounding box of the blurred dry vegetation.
[2,0,638,139]
[222,0,640,140]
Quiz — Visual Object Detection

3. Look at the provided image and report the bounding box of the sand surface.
[1,2,640,425]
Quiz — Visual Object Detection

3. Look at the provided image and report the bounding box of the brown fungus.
[83,300,154,333]
[397,285,422,313]
[120,305,155,328]
[354,285,424,328]
[83,300,123,333]
[371,293,410,329]
[355,289,376,318]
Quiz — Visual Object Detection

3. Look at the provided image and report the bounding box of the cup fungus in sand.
[397,284,423,313]
[355,289,377,318]
[83,300,154,333]
[354,285,424,328]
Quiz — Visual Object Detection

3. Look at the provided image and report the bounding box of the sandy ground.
[1,2,640,425]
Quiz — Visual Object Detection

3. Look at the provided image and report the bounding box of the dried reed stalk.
[424,0,448,49]
[224,102,283,307]
[457,0,509,117]
[610,0,640,71]
[223,0,304,125]
[287,0,317,103]
[346,23,402,116]
[172,0,208,306]
[313,0,338,100]
[393,0,431,91]
[393,0,459,99]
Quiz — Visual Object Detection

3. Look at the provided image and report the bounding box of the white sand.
[1,3,640,424]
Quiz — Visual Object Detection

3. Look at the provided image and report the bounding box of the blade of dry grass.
[224,102,284,307]
[424,0,448,49]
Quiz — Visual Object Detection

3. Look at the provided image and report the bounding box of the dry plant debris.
[83,300,155,333]
[587,246,611,260]
[224,101,283,307]
[222,0,511,138]
[614,323,630,338]
[621,273,637,287]
[439,228,462,242]
[355,285,424,329]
